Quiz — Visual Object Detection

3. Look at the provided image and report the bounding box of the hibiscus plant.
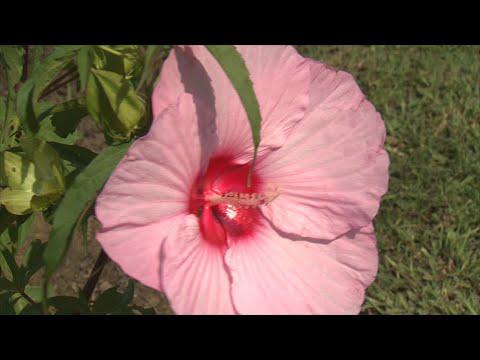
[0,45,388,315]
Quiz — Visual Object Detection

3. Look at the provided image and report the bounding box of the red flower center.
[189,155,271,247]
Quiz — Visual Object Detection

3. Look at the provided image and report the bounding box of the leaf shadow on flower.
[173,46,218,170]
[259,209,361,245]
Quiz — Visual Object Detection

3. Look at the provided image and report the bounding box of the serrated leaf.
[49,143,97,171]
[37,98,87,145]
[206,45,262,161]
[43,142,131,278]
[92,285,135,315]
[92,287,124,314]
[48,295,90,315]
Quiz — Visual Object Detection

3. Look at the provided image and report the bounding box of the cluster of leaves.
[1,45,262,315]
[0,45,167,315]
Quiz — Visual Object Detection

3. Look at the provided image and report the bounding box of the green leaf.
[43,142,131,278]
[120,279,135,306]
[205,45,262,160]
[37,98,88,145]
[16,46,83,134]
[92,287,124,314]
[49,143,97,171]
[7,213,35,249]
[137,45,160,91]
[21,138,66,197]
[0,208,17,234]
[77,46,93,92]
[48,295,90,315]
[0,150,37,215]
[0,46,24,87]
[0,189,35,215]
[0,247,18,282]
[31,46,44,73]
[80,203,94,257]
[11,284,54,314]
[0,150,37,191]
[0,292,16,315]
[87,69,146,142]
[92,284,135,315]
[0,46,24,147]
[21,239,45,282]
[0,139,66,215]
[29,46,83,102]
[93,45,142,82]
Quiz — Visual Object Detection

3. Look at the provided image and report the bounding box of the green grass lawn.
[296,46,480,314]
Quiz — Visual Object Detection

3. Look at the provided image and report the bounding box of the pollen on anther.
[206,184,280,208]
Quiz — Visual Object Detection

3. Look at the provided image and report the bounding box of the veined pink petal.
[307,60,366,112]
[235,45,310,151]
[161,215,237,315]
[257,99,389,240]
[96,217,182,291]
[225,220,378,315]
[96,93,217,229]
[96,93,217,290]
[152,45,310,162]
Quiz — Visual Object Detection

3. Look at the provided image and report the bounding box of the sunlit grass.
[296,45,480,314]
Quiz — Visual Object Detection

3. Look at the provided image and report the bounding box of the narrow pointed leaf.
[206,45,262,157]
[43,142,131,278]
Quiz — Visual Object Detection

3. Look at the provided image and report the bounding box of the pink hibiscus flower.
[95,45,389,314]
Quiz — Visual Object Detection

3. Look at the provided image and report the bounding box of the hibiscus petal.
[161,215,237,314]
[307,59,366,112]
[257,100,389,240]
[225,220,378,315]
[95,94,217,291]
[152,45,310,162]
[96,217,182,292]
[235,45,310,151]
[96,93,217,229]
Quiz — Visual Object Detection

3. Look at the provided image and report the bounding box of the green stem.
[82,249,109,302]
